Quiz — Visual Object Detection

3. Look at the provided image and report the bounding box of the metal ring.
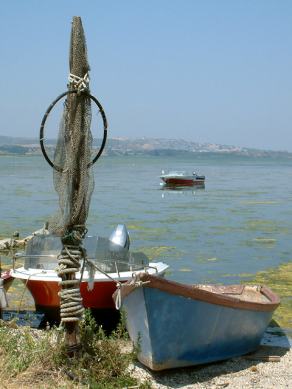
[39,90,108,172]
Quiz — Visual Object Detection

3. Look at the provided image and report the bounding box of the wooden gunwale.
[118,273,280,312]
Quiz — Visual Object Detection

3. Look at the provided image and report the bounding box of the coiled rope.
[56,227,86,324]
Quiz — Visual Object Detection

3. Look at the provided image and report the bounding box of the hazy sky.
[0,1,291,151]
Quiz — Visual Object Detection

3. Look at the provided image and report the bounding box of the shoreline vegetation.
[0,136,292,159]
[0,310,151,389]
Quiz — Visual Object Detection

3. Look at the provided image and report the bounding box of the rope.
[68,72,89,93]
[129,273,151,288]
[115,283,122,310]
[57,228,86,324]
[57,231,156,318]
[114,273,151,310]
[81,257,123,309]
[85,258,120,283]
[80,260,154,310]
[18,272,36,312]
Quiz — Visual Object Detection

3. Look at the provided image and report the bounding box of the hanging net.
[38,16,107,339]
[49,17,93,237]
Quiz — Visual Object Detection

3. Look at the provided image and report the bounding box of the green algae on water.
[241,200,279,205]
[252,237,277,245]
[245,219,289,234]
[136,245,179,260]
[127,224,171,239]
[246,262,292,329]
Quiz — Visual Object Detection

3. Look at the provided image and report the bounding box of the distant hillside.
[0,135,291,159]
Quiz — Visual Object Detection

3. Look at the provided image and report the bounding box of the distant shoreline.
[0,135,292,159]
[1,150,292,160]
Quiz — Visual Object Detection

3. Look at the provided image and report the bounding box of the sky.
[0,1,291,151]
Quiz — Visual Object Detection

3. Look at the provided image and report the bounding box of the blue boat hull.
[121,280,278,370]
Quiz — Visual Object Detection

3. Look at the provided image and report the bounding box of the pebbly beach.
[131,344,292,389]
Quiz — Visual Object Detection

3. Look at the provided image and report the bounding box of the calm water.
[1,154,292,285]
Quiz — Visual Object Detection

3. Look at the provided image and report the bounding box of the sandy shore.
[131,344,292,388]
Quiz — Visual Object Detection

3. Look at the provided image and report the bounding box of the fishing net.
[50,17,93,330]
[38,16,107,344]
[49,17,93,237]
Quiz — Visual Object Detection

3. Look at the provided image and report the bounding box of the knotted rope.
[114,273,151,310]
[68,72,89,93]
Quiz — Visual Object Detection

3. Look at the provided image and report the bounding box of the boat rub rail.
[116,273,280,312]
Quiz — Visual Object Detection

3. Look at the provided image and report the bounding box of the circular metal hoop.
[39,90,108,172]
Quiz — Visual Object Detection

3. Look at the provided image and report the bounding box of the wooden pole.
[58,16,91,353]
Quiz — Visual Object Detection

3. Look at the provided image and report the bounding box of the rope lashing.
[68,72,89,93]
[129,273,151,288]
[57,228,87,324]
[114,273,151,310]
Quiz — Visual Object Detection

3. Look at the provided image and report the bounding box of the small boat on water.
[114,273,280,371]
[160,170,205,187]
[11,225,168,324]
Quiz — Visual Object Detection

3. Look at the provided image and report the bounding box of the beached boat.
[160,170,205,187]
[11,225,168,324]
[114,273,280,370]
